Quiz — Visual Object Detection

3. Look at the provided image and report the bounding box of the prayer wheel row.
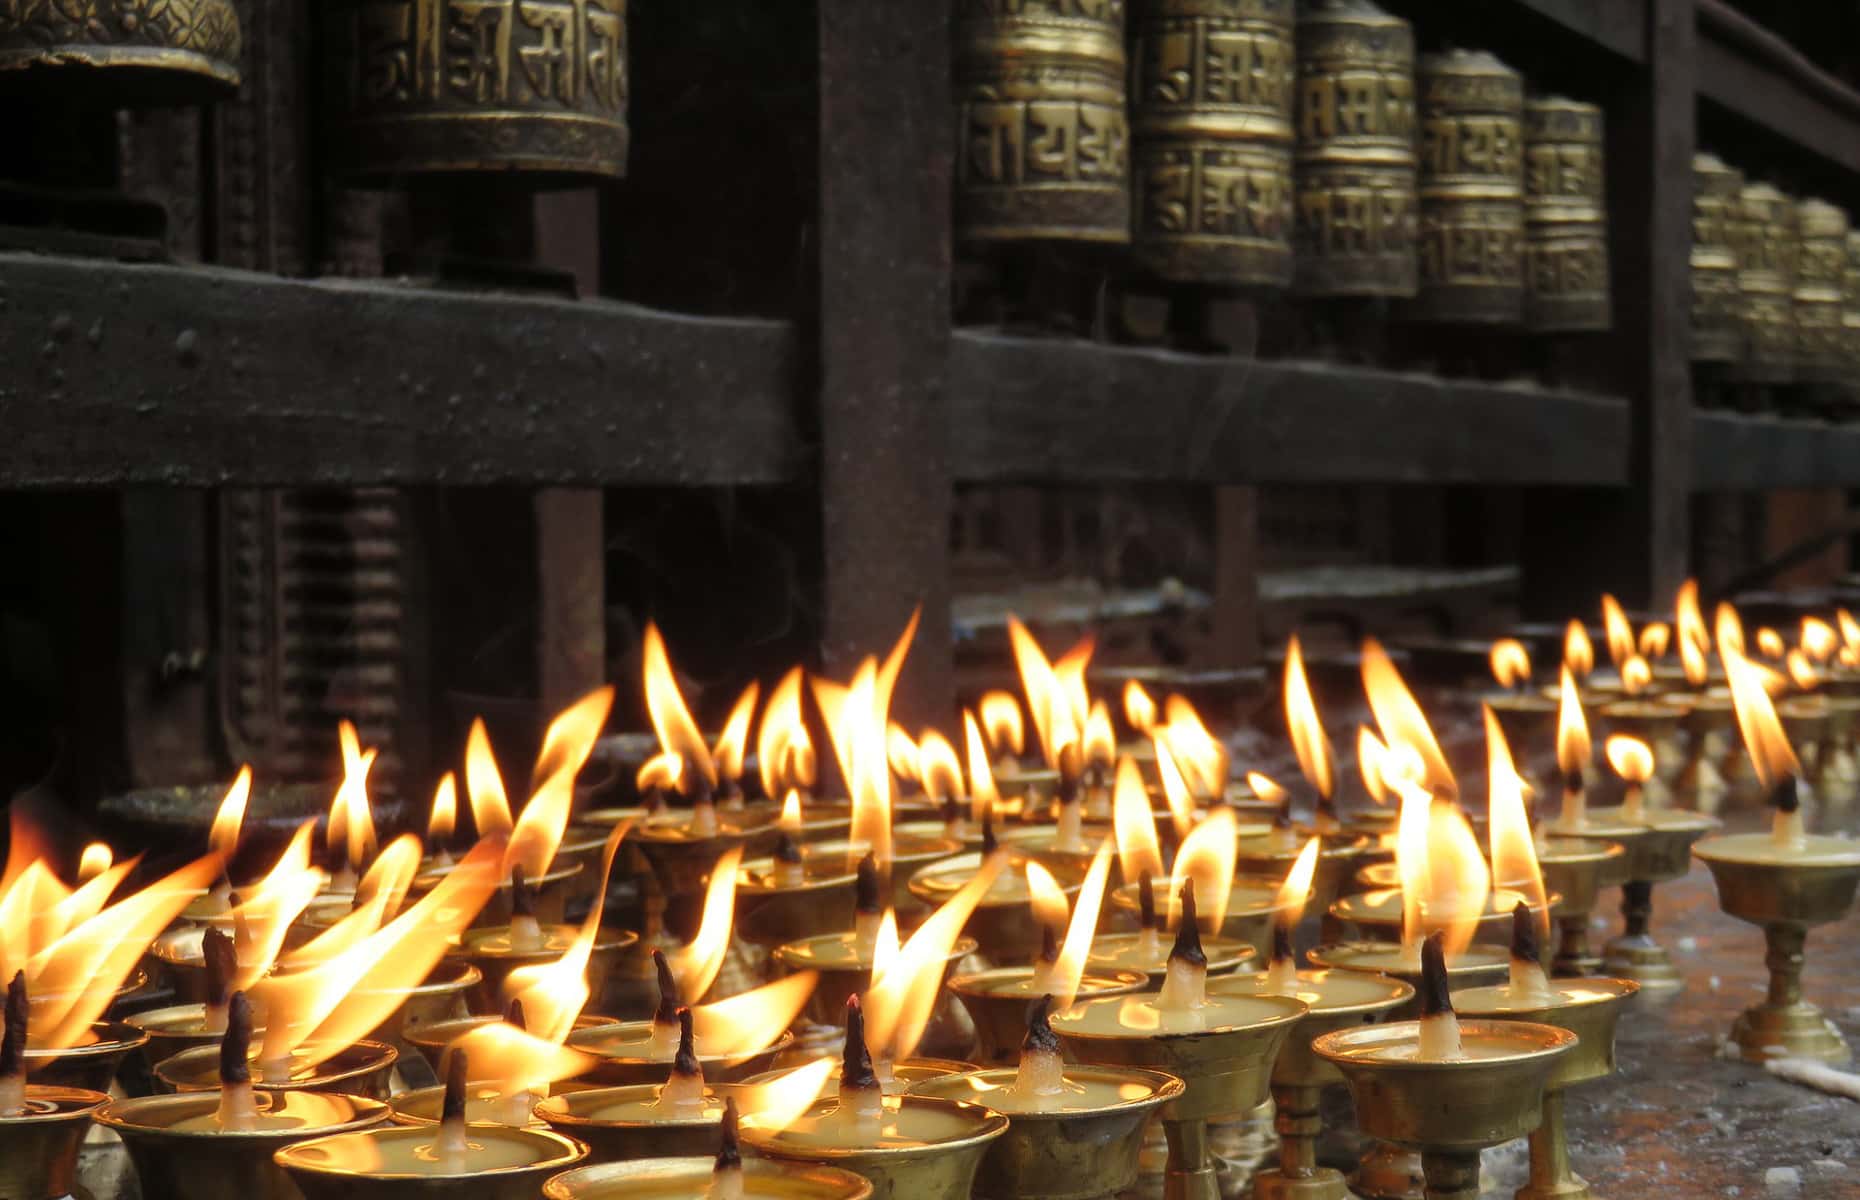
[1690,152,1859,383]
[952,0,1612,330]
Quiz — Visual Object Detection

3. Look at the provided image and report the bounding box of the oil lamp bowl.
[96,1089,391,1200]
[1310,1019,1576,1150]
[353,959,482,1048]
[128,1004,267,1080]
[814,835,965,911]
[1451,978,1639,1090]
[1693,841,1860,927]
[1777,701,1831,760]
[542,1155,875,1199]
[1208,971,1414,1089]
[763,801,858,845]
[1486,693,1557,758]
[1541,837,1629,908]
[734,855,861,948]
[531,1080,746,1160]
[949,967,1150,1065]
[908,852,1088,964]
[1107,878,1289,960]
[23,1020,150,1092]
[738,1094,1010,1200]
[0,1085,108,1200]
[1084,931,1257,987]
[774,931,979,1028]
[1598,701,1686,775]
[1234,835,1373,915]
[564,1022,793,1086]
[450,925,637,1014]
[155,1039,398,1100]
[404,1013,615,1074]
[740,1058,972,1094]
[908,1065,1185,1200]
[149,925,218,1004]
[1329,890,1559,962]
[1305,943,1510,1019]
[993,763,1059,801]
[1564,809,1719,883]
[417,859,583,928]
[387,1080,593,1129]
[275,1125,587,1200]
[630,820,765,897]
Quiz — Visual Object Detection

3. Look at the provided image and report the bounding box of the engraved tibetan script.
[350,0,626,114]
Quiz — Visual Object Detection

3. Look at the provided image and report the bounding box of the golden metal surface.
[1407,49,1525,323]
[22,1021,148,1094]
[0,1086,107,1200]
[154,1040,398,1100]
[275,1126,587,1200]
[0,0,240,103]
[1845,230,1860,379]
[1597,701,1686,792]
[530,1081,742,1160]
[1692,153,1745,363]
[1291,0,1417,297]
[565,1025,792,1087]
[450,925,636,1015]
[1522,96,1609,332]
[1793,198,1849,381]
[543,1156,874,1199]
[403,1013,613,1073]
[1732,182,1797,381]
[773,932,977,1029]
[953,0,1131,244]
[740,1095,1010,1200]
[1130,0,1296,284]
[949,966,1150,1064]
[323,0,627,180]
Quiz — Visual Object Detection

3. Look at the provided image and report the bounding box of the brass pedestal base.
[1514,1091,1593,1200]
[1422,1151,1483,1200]
[1600,881,1683,991]
[1351,1142,1424,1200]
[1163,1118,1221,1200]
[1730,1001,1851,1064]
[1255,1084,1351,1200]
[1254,1167,1352,1200]
[1553,916,1602,977]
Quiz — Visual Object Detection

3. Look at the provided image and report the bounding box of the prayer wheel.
[1522,96,1610,332]
[0,0,241,103]
[1732,182,1796,382]
[1845,230,1860,382]
[1690,153,1744,364]
[324,0,629,181]
[1291,0,1417,298]
[1131,0,1296,285]
[953,0,1131,244]
[1409,48,1525,323]
[1791,198,1849,383]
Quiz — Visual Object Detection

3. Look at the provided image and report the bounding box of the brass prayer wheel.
[1409,48,1525,323]
[1131,0,1296,285]
[1690,152,1744,364]
[323,0,629,181]
[1845,230,1860,379]
[1792,198,1849,382]
[0,0,241,103]
[1291,0,1417,297]
[1732,181,1796,382]
[1523,95,1610,332]
[953,0,1130,244]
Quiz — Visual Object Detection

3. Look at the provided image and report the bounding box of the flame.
[1601,595,1634,668]
[466,718,514,839]
[1273,837,1321,932]
[277,834,417,971]
[1054,636,1095,729]
[1083,701,1116,770]
[1025,861,1069,940]
[919,731,963,803]
[329,721,378,872]
[816,610,920,867]
[1725,648,1801,794]
[1361,639,1455,800]
[77,843,112,884]
[1050,839,1114,1009]
[1639,622,1672,660]
[979,691,1025,758]
[224,821,329,988]
[963,711,1000,825]
[34,858,136,955]
[23,851,225,1048]
[1113,755,1163,884]
[644,624,716,790]
[1008,618,1064,766]
[1357,727,1392,806]
[670,845,744,1002]
[1841,610,1860,655]
[1485,707,1547,924]
[1788,650,1819,692]
[1676,580,1708,653]
[1604,736,1654,785]
[509,686,613,878]
[1714,603,1746,659]
[1423,800,1491,961]
[428,773,458,844]
[759,668,816,799]
[1167,809,1237,935]
[738,1057,836,1134]
[1621,656,1652,696]
[450,1021,598,1102]
[690,972,819,1057]
[637,752,683,795]
[1556,665,1591,777]
[256,838,500,1070]
[1564,621,1594,679]
[210,766,252,861]
[1680,630,1710,687]
[504,823,630,1043]
[714,683,760,786]
[1284,636,1335,802]
[1124,680,1158,735]
[864,851,1008,1060]
[1802,618,1838,663]
[1153,734,1197,840]
[1490,640,1531,689]
[1392,779,1431,952]
[1756,627,1785,660]
[887,723,921,785]
[779,790,803,834]
[1162,697,1226,800]
[871,909,899,983]
[1244,773,1287,812]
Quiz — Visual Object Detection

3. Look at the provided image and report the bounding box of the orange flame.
[979,691,1025,758]
[1392,779,1431,953]
[1788,650,1819,692]
[738,1058,835,1135]
[1008,618,1064,766]
[1285,636,1335,802]
[637,752,683,795]
[1564,620,1594,680]
[449,1019,598,1104]
[864,851,1008,1060]
[1714,603,1746,660]
[1113,756,1163,884]
[77,843,112,884]
[1639,622,1672,660]
[1123,680,1158,735]
[210,766,252,862]
[1725,648,1801,794]
[1053,636,1095,731]
[1680,632,1710,688]
[815,608,920,868]
[277,835,418,972]
[1756,627,1785,660]
[428,773,458,844]
[1083,700,1116,770]
[1485,708,1547,925]
[644,624,715,790]
[34,857,135,953]
[503,822,630,1043]
[1601,595,1634,669]
[1604,735,1654,785]
[963,710,1000,825]
[1153,734,1197,840]
[1802,618,1838,663]
[1245,771,1288,809]
[779,789,803,835]
[1357,726,1392,806]
[1490,640,1531,690]
[224,820,328,988]
[1840,609,1860,655]
[1423,800,1490,961]
[1049,839,1114,1009]
[887,723,921,786]
[1274,837,1321,933]
[1162,696,1226,800]
[509,686,613,878]
[669,845,743,1002]
[1676,580,1708,655]
[1621,656,1652,696]
[1167,809,1237,935]
[759,667,817,800]
[714,683,760,786]
[690,972,820,1058]
[466,717,514,840]
[1361,639,1456,800]
[329,721,378,873]
[919,731,963,803]
[1556,665,1591,777]
[871,908,900,984]
[1025,860,1069,943]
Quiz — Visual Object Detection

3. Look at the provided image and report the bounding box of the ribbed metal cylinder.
[324,0,629,181]
[1131,0,1296,285]
[1792,198,1849,382]
[1690,153,1744,364]
[1291,0,1417,297]
[953,0,1131,244]
[1845,230,1860,383]
[1732,182,1796,382]
[1408,48,1524,323]
[1523,96,1609,332]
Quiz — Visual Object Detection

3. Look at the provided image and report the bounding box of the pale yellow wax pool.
[1317,944,1508,976]
[779,933,874,972]
[1340,887,1534,924]
[571,1024,735,1063]
[764,1096,979,1150]
[916,859,1032,904]
[168,1091,361,1133]
[928,1070,1158,1116]
[399,1086,545,1127]
[962,972,1127,999]
[1087,931,1172,974]
[1697,831,1860,867]
[284,1130,546,1173]
[1453,982,1624,1014]
[1321,1025,1533,1065]
[741,857,856,891]
[1212,969,1401,1014]
[1052,993,1295,1038]
[572,1090,730,1124]
[461,925,578,956]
